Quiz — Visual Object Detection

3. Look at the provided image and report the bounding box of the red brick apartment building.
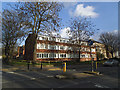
[17,45,25,59]
[24,34,97,62]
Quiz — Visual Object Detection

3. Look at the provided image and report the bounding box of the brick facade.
[24,34,98,62]
[24,34,37,60]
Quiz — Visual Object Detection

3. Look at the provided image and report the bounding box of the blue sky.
[2,2,118,45]
[59,2,118,40]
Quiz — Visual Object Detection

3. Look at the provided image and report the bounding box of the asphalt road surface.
[2,64,119,89]
[2,71,98,88]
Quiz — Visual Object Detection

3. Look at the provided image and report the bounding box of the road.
[2,70,98,88]
[2,63,119,89]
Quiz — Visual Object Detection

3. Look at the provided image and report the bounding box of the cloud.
[71,4,99,18]
[91,30,119,41]
[60,27,71,38]
[113,30,118,33]
[106,30,118,34]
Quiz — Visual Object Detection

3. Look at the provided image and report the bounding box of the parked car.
[103,59,119,66]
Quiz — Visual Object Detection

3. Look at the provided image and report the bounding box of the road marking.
[4,72,50,88]
[72,69,76,71]
[94,84,104,88]
[6,71,35,80]
[31,78,36,80]
[94,83,109,88]
[7,72,14,74]
[6,71,53,80]
[46,75,54,78]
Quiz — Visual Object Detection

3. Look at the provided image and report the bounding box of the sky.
[1,1,118,46]
[59,2,118,40]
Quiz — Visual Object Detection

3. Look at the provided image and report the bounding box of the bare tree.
[12,2,63,62]
[67,17,98,62]
[2,9,28,64]
[99,32,118,58]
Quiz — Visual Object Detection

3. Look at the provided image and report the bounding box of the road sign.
[88,39,93,46]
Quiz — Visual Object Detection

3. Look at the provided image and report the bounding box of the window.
[39,54,41,58]
[42,37,45,40]
[60,54,63,57]
[92,49,95,52]
[56,45,59,50]
[60,46,64,50]
[44,54,48,58]
[37,44,40,49]
[37,53,42,58]
[49,37,51,41]
[49,37,56,41]
[54,54,56,58]
[45,45,48,49]
[42,54,43,58]
[41,44,44,49]
[49,53,54,58]
[64,54,66,57]
[60,39,62,42]
[60,54,66,58]
[49,45,55,50]
[63,40,65,43]
[81,55,85,58]
[37,54,39,58]
[67,40,69,43]
[72,41,74,44]
[52,37,56,41]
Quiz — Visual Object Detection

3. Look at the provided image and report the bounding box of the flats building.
[25,34,97,62]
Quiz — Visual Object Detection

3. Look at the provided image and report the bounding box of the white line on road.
[6,71,54,80]
[4,72,50,88]
[94,84,104,88]
[94,83,109,88]
[6,72,36,80]
[30,78,36,80]
[46,75,54,78]
[7,72,14,74]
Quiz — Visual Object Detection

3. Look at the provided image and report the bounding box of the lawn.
[7,59,107,66]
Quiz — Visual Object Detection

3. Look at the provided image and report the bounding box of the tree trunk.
[111,52,114,58]
[4,45,10,64]
[78,41,81,62]
[5,54,9,64]
[78,49,80,62]
[33,34,37,63]
[105,46,109,58]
